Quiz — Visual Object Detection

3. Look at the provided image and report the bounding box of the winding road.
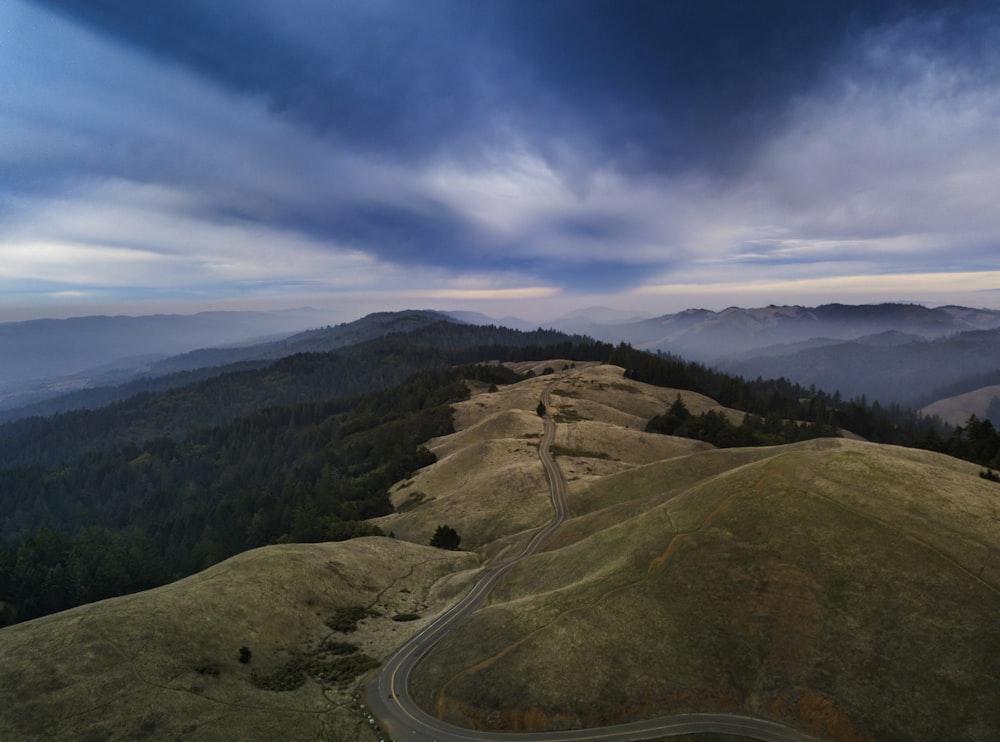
[366,387,820,742]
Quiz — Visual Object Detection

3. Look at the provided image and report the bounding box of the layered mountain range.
[4,302,1000,422]
[552,303,1000,358]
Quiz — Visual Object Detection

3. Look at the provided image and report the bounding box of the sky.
[2,0,1000,324]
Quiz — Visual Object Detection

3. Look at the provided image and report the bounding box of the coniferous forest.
[2,319,998,626]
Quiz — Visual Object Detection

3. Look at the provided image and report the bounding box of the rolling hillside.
[2,363,998,740]
[0,539,476,741]
[414,435,1000,740]
[921,384,1000,427]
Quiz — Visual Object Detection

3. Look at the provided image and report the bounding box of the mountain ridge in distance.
[444,301,1000,361]
[0,309,458,419]
[717,326,1000,408]
[0,308,335,393]
[612,302,1000,358]
[4,301,1000,424]
[561,302,1000,412]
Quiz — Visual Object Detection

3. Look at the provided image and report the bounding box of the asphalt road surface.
[366,387,820,742]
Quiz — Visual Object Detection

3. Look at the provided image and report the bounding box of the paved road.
[366,388,820,742]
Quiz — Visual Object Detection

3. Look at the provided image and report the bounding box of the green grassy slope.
[0,539,476,742]
[410,438,1000,741]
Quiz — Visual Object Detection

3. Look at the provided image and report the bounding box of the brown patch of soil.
[435,688,742,732]
[544,507,631,550]
[437,698,579,731]
[647,490,743,574]
[765,692,875,742]
[728,559,826,681]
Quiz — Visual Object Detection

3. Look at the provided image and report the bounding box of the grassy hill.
[921,384,1000,426]
[2,362,998,740]
[413,436,1000,739]
[0,538,476,741]
[373,363,720,555]
[387,365,1000,740]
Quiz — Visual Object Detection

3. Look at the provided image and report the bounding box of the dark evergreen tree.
[429,525,461,550]
[987,397,1000,430]
[646,394,691,435]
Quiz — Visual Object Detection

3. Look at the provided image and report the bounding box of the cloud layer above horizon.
[3,0,1000,320]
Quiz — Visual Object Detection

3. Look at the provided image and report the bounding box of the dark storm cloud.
[35,0,985,176]
[279,199,655,291]
[296,198,486,268]
[485,0,873,174]
[528,258,655,294]
[7,0,1000,316]
[31,0,499,162]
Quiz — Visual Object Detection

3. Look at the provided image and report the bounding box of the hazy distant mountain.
[611,303,1000,361]
[442,310,533,330]
[445,307,658,336]
[546,306,658,337]
[536,302,1000,409]
[0,309,332,396]
[145,309,458,374]
[720,331,929,364]
[0,310,459,420]
[5,302,1000,418]
[718,327,1000,408]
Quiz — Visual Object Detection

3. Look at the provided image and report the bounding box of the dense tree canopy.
[0,366,482,625]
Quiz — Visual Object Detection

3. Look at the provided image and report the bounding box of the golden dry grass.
[378,436,552,548]
[0,538,476,742]
[409,438,1000,741]
[921,384,1000,426]
[377,363,740,555]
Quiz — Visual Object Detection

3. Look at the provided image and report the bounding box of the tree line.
[0,365,519,625]
[645,394,839,447]
[0,322,590,470]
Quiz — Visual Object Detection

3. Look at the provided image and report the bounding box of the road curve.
[366,387,820,742]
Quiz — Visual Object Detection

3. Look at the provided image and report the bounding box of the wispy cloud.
[3,0,999,320]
